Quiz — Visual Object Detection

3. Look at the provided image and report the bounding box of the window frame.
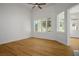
[34,18,52,32]
[57,11,65,33]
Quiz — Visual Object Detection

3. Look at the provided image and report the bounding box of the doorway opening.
[68,4,79,53]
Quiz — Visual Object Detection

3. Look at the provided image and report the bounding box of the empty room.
[0,3,79,56]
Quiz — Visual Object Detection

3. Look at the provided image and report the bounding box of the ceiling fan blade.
[27,3,46,9]
[38,3,46,5]
[38,5,42,9]
[32,6,36,9]
[28,3,35,5]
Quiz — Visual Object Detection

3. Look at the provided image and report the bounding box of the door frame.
[67,4,79,45]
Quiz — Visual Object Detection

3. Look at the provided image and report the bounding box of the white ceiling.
[70,4,79,20]
[23,3,56,9]
[70,4,79,14]
[23,3,77,10]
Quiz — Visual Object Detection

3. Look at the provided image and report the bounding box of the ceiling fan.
[28,3,46,9]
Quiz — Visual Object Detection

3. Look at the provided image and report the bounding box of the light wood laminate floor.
[0,37,73,56]
[69,37,79,50]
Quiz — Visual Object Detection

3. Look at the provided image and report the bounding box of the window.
[72,20,79,31]
[34,20,41,32]
[41,20,46,32]
[34,20,38,32]
[34,18,52,32]
[57,12,65,32]
[47,20,52,32]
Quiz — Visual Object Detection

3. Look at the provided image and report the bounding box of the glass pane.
[72,20,79,31]
[72,23,77,30]
[34,20,38,32]
[47,20,52,32]
[57,12,65,32]
[37,20,41,32]
[41,20,46,32]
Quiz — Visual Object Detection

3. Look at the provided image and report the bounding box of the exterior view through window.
[34,18,52,32]
[71,20,79,31]
[57,12,65,32]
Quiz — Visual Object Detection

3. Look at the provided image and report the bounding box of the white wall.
[70,4,79,38]
[32,3,76,44]
[0,3,31,44]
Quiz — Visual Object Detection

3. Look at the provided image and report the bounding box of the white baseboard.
[0,36,31,45]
